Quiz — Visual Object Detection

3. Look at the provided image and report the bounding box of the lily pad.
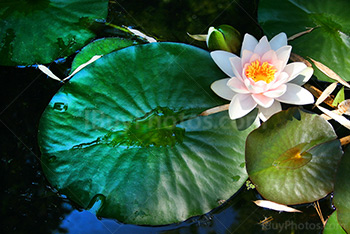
[246,108,342,205]
[323,211,347,234]
[333,147,350,232]
[0,0,109,66]
[38,42,259,225]
[258,0,350,82]
[71,37,140,72]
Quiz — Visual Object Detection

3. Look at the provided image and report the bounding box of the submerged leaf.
[0,0,109,66]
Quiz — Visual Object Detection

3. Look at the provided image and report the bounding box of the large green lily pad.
[0,0,108,66]
[38,42,259,225]
[258,0,350,82]
[246,108,342,205]
[333,147,350,232]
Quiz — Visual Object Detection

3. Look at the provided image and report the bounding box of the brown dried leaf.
[288,27,317,41]
[309,58,350,88]
[315,82,338,106]
[290,53,312,67]
[187,32,207,41]
[254,200,302,213]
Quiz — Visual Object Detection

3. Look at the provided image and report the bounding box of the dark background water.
[1,0,341,233]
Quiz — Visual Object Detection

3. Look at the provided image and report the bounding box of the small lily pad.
[246,108,343,205]
[0,0,109,66]
[38,42,259,225]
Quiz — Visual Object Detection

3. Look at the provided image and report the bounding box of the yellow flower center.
[245,60,276,83]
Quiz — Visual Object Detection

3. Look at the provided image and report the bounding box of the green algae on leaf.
[38,43,259,225]
[0,0,109,66]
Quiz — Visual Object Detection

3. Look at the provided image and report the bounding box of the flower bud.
[206,25,242,54]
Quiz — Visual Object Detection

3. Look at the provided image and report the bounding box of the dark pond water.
[1,0,341,233]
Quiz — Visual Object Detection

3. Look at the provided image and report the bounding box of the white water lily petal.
[252,93,274,108]
[241,50,254,66]
[211,78,235,100]
[276,45,292,70]
[254,36,271,57]
[229,57,243,80]
[283,62,307,82]
[244,78,264,93]
[241,34,258,54]
[276,83,314,105]
[206,27,215,45]
[249,53,261,63]
[227,77,250,93]
[210,32,314,121]
[289,67,314,86]
[269,32,287,51]
[263,84,287,98]
[210,51,237,77]
[271,72,289,89]
[261,50,278,64]
[258,101,282,122]
[229,94,257,120]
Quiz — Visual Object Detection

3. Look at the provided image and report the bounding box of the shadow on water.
[0,0,336,233]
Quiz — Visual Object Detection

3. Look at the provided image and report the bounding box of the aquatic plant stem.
[200,104,229,116]
[340,135,350,146]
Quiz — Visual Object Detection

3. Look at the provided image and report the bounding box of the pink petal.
[241,50,254,67]
[283,62,307,82]
[269,33,287,51]
[210,51,237,77]
[276,83,315,105]
[289,67,314,86]
[261,50,278,64]
[240,34,258,55]
[229,94,257,120]
[276,45,292,70]
[211,78,235,100]
[252,93,274,108]
[258,101,282,122]
[229,57,243,80]
[243,78,266,93]
[270,72,289,89]
[249,53,261,63]
[263,84,287,98]
[254,36,272,57]
[227,77,250,94]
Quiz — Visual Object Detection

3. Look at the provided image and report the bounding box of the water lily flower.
[210,32,314,121]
